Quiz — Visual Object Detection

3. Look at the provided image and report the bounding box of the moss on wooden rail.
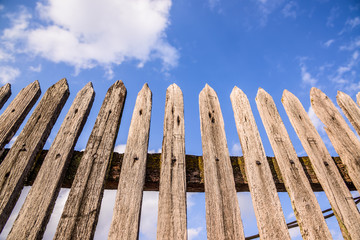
[0,149,355,192]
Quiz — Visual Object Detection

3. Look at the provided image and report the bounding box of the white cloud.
[148,148,162,153]
[140,191,159,239]
[323,39,335,48]
[340,37,360,51]
[188,227,202,240]
[0,66,20,84]
[289,227,301,238]
[256,0,284,26]
[307,106,325,134]
[231,143,242,156]
[0,5,4,11]
[282,1,298,19]
[114,144,126,153]
[326,7,340,28]
[7,135,18,148]
[346,17,360,30]
[299,62,317,87]
[1,0,178,77]
[29,64,42,72]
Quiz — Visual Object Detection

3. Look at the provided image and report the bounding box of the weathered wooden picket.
[0,78,359,240]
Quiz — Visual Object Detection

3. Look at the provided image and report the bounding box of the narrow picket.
[231,86,290,240]
[157,84,187,240]
[311,88,360,193]
[0,78,69,232]
[7,82,95,240]
[282,89,360,240]
[198,84,244,240]
[337,91,360,136]
[255,88,331,239]
[108,83,152,240]
[0,80,40,156]
[54,80,126,240]
[0,83,11,110]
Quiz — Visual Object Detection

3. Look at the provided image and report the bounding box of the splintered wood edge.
[3,149,353,192]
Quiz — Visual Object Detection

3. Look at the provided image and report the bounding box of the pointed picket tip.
[310,87,324,99]
[336,90,349,99]
[230,86,247,100]
[281,89,295,102]
[167,83,183,95]
[3,83,11,90]
[78,82,95,96]
[200,83,217,97]
[256,87,270,98]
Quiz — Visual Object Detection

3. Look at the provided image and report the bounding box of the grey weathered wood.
[157,84,187,240]
[54,80,126,240]
[199,85,244,240]
[0,80,40,157]
[0,78,69,233]
[337,91,360,136]
[311,88,360,193]
[108,83,152,240]
[255,88,332,240]
[0,83,11,110]
[282,89,360,240]
[231,86,290,240]
[7,82,95,240]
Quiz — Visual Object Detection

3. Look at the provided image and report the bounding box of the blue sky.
[0,0,359,239]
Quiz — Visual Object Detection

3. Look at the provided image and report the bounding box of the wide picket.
[7,82,95,240]
[337,90,360,136]
[108,83,152,240]
[231,87,290,240]
[157,84,187,240]
[282,89,360,240]
[311,87,360,193]
[0,78,69,233]
[0,83,11,110]
[0,80,40,157]
[199,84,244,240]
[54,80,126,240]
[255,88,331,239]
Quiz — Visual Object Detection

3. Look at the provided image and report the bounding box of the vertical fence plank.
[311,88,360,193]
[0,78,69,233]
[337,91,360,136]
[255,88,331,239]
[157,84,187,240]
[7,82,95,240]
[0,80,40,157]
[108,83,152,240]
[282,89,360,240]
[357,92,360,106]
[199,84,244,240]
[54,80,126,240]
[0,83,11,110]
[230,87,290,240]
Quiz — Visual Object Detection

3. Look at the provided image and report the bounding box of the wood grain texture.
[54,80,126,240]
[108,83,152,240]
[282,89,360,240]
[231,86,290,240]
[311,88,360,193]
[0,78,69,233]
[0,83,11,110]
[7,82,95,240]
[0,80,40,157]
[337,91,360,136]
[357,92,360,107]
[255,88,331,240]
[199,85,244,240]
[157,84,187,240]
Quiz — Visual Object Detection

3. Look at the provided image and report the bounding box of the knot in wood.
[289,160,295,165]
[256,160,261,165]
[134,156,139,161]
[215,158,220,162]
[323,161,329,167]
[172,158,176,164]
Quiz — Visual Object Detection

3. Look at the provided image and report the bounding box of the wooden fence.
[0,79,359,239]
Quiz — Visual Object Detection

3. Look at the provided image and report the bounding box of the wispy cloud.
[188,227,202,240]
[0,0,178,78]
[256,0,285,26]
[282,1,298,19]
[326,7,340,28]
[0,66,20,84]
[299,60,318,87]
[231,143,242,156]
[323,39,335,48]
[340,37,360,51]
[29,64,42,72]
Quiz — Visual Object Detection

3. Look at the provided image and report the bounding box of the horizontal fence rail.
[0,79,359,240]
